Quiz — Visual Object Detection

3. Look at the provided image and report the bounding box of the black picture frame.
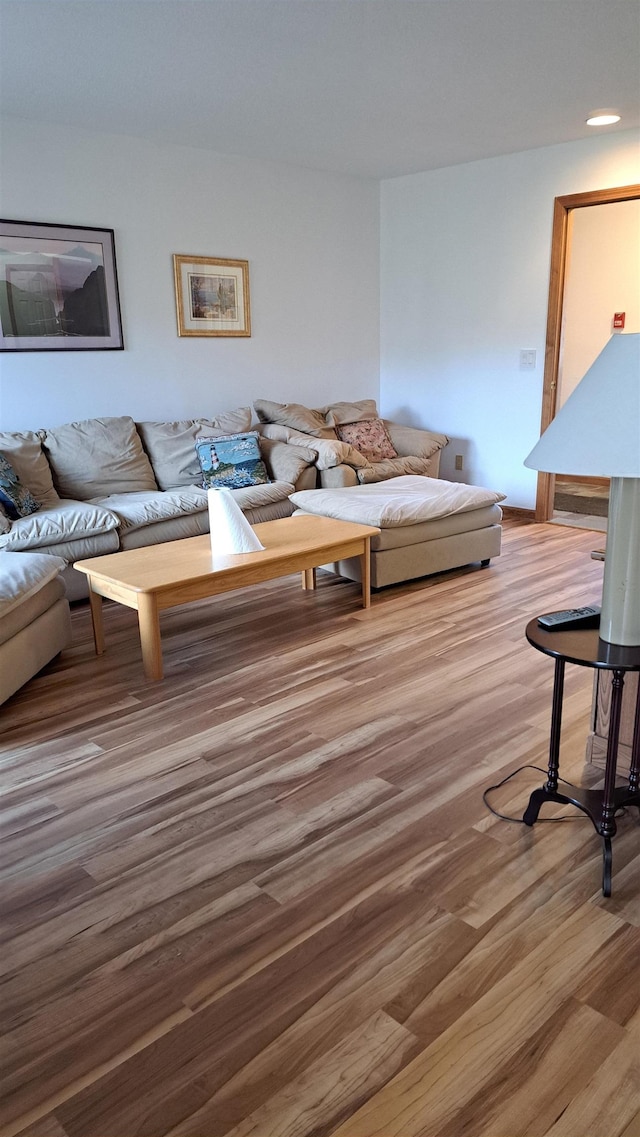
[0,219,124,351]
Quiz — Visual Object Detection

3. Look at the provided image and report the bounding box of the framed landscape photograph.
[0,219,124,351]
[173,255,251,337]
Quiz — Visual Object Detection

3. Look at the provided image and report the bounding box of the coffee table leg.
[302,568,316,590]
[361,537,371,609]
[88,585,105,655]
[137,592,163,681]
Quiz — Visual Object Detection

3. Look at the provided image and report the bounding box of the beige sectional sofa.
[0,408,317,602]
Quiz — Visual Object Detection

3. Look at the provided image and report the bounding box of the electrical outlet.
[455,454,463,471]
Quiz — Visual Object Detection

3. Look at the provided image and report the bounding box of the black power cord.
[483,763,587,823]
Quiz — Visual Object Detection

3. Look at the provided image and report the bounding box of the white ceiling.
[1,0,639,180]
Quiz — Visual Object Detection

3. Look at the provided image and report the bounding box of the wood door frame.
[535,183,640,521]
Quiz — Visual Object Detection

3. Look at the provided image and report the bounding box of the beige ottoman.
[290,475,504,588]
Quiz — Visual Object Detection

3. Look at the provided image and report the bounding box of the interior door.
[535,183,640,522]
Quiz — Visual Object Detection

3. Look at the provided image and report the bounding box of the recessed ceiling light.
[586,113,621,126]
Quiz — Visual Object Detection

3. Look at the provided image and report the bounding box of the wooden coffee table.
[74,514,378,680]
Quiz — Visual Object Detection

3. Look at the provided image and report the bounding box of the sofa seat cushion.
[110,483,297,549]
[243,498,295,524]
[136,409,253,490]
[41,416,158,499]
[0,551,67,620]
[0,499,120,551]
[289,476,506,528]
[91,488,208,534]
[119,512,209,550]
[231,480,294,511]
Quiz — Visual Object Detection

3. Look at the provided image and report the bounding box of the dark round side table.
[524,619,640,896]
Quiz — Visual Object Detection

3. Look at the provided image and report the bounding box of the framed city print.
[173,255,251,337]
[0,219,124,351]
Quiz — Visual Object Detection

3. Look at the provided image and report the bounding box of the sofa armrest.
[385,422,449,461]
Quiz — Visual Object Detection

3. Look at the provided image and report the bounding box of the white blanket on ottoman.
[289,475,505,528]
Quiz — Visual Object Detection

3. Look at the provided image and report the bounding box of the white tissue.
[207,488,265,554]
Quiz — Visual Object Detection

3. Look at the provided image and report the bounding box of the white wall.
[380,130,640,508]
[559,199,640,405]
[0,119,380,432]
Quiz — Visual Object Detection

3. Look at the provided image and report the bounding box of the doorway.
[535,183,640,524]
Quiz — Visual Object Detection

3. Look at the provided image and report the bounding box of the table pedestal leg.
[599,669,625,896]
[523,658,565,826]
[628,677,640,795]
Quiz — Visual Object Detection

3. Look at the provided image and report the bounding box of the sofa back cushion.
[41,416,158,499]
[137,408,252,490]
[0,430,60,508]
[321,399,378,427]
[254,399,337,439]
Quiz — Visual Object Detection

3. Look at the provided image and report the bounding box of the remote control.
[537,606,601,630]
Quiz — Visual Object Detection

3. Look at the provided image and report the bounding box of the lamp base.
[600,477,640,646]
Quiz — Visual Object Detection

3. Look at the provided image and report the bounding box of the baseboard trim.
[501,506,535,521]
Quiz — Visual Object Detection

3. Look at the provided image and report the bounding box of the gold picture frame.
[173,254,251,337]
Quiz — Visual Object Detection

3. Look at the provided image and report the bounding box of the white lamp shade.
[524,333,640,477]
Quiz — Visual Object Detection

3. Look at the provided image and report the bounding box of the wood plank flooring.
[1,519,639,1137]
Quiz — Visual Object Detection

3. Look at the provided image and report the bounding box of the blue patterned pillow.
[195,432,270,490]
[0,452,40,519]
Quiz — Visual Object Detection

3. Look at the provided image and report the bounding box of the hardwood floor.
[1,519,639,1137]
